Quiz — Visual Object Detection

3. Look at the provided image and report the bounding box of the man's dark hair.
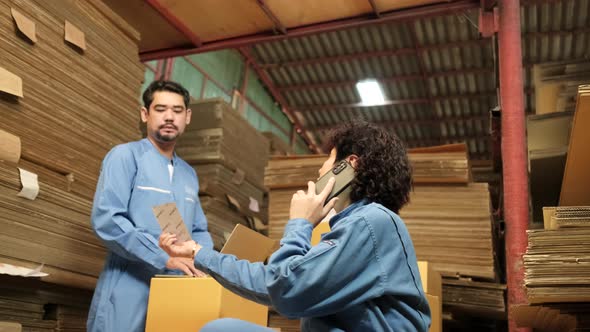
[325,121,412,214]
[142,80,190,110]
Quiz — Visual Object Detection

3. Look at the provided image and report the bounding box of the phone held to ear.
[315,160,355,205]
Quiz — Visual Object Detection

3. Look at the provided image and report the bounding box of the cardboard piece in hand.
[152,202,191,243]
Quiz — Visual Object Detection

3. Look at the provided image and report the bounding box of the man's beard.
[155,125,178,142]
[155,132,177,142]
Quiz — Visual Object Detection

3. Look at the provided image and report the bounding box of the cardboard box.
[426,294,441,332]
[311,221,330,246]
[146,225,275,332]
[418,261,442,300]
[146,223,330,331]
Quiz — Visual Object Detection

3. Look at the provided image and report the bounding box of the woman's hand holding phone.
[289,178,339,227]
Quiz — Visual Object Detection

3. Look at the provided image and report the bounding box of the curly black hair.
[324,121,412,214]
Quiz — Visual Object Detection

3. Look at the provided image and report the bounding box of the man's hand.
[289,178,338,227]
[159,232,195,257]
[165,257,206,277]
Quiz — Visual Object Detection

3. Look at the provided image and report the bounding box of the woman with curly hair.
[160,121,431,332]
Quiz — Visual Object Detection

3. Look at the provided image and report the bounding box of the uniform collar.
[141,138,179,165]
[329,199,369,228]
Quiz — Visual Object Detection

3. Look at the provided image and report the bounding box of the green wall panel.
[170,58,204,99]
[187,50,243,92]
[202,82,231,103]
[140,68,156,105]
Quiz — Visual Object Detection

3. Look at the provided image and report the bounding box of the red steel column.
[498,0,530,331]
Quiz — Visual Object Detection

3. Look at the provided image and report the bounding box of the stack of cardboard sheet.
[0,275,92,332]
[408,144,471,184]
[524,227,590,304]
[442,278,506,320]
[0,0,144,305]
[196,164,265,220]
[0,161,105,290]
[0,295,55,332]
[553,206,590,228]
[199,196,250,250]
[513,303,590,332]
[176,99,270,246]
[268,311,300,332]
[264,155,327,190]
[262,132,292,156]
[45,304,89,332]
[0,0,144,200]
[266,146,496,277]
[177,99,270,188]
[264,155,327,240]
[400,183,496,280]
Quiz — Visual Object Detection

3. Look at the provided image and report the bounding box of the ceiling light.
[356,79,385,106]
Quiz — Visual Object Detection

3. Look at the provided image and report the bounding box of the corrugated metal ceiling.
[245,0,590,159]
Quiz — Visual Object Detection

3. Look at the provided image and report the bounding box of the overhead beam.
[295,92,497,112]
[258,27,590,71]
[277,68,494,92]
[256,0,287,34]
[309,114,490,131]
[145,0,203,47]
[139,0,479,61]
[239,47,320,153]
[525,27,590,38]
[399,133,491,146]
[259,39,490,70]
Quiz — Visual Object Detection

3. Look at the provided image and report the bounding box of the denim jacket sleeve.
[266,217,386,318]
[194,247,272,306]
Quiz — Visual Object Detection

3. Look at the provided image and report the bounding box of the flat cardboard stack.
[513,303,590,332]
[524,227,590,304]
[553,206,590,228]
[45,304,89,332]
[264,155,327,190]
[264,155,327,240]
[263,132,292,156]
[177,99,270,248]
[0,0,144,201]
[442,278,506,320]
[177,99,270,188]
[0,162,104,290]
[0,275,92,332]
[268,311,301,332]
[408,144,471,184]
[199,196,250,250]
[0,296,55,332]
[0,1,146,329]
[400,184,496,280]
[196,164,265,220]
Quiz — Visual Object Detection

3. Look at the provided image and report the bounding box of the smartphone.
[315,160,355,205]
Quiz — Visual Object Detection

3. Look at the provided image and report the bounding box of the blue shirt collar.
[329,198,369,228]
[141,137,179,165]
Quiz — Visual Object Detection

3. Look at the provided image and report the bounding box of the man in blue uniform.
[161,122,431,332]
[87,80,213,332]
